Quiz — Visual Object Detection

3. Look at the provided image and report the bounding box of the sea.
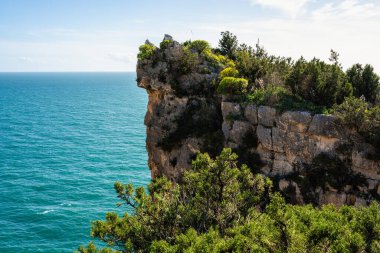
[0,72,150,252]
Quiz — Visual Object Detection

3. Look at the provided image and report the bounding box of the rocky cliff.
[137,36,380,206]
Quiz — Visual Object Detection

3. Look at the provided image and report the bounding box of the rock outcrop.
[137,38,224,181]
[137,36,380,206]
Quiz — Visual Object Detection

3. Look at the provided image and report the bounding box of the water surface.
[0,72,150,252]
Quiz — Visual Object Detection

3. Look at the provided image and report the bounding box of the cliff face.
[137,37,380,206]
[137,37,224,181]
[222,102,380,205]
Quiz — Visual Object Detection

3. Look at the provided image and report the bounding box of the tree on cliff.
[77,148,380,253]
[346,63,380,104]
[218,31,238,60]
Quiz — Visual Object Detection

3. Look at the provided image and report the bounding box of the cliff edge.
[137,35,380,206]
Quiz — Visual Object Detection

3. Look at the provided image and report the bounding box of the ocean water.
[0,72,150,252]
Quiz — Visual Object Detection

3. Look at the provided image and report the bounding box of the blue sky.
[0,0,379,72]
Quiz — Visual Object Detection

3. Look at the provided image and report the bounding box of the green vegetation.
[213,31,380,112]
[212,31,380,140]
[219,67,239,79]
[334,96,380,148]
[346,64,380,104]
[217,31,238,59]
[286,57,353,107]
[217,77,248,95]
[138,31,380,147]
[138,31,380,114]
[160,39,173,50]
[179,47,198,74]
[137,44,156,61]
[246,85,329,113]
[77,149,380,253]
[186,40,210,53]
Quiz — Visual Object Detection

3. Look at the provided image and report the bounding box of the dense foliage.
[334,96,380,148]
[217,77,248,95]
[286,58,353,107]
[214,31,380,109]
[137,44,156,61]
[213,31,380,140]
[217,31,238,59]
[77,149,380,253]
[186,40,211,54]
[346,64,380,104]
[219,67,239,79]
[246,85,328,113]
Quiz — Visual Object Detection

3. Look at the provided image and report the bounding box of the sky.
[0,0,379,72]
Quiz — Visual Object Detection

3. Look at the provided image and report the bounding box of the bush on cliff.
[246,85,328,113]
[286,57,353,107]
[77,148,380,253]
[179,47,198,74]
[186,40,211,54]
[346,63,380,104]
[334,96,380,148]
[217,77,248,95]
[234,43,292,89]
[219,67,239,79]
[160,39,172,50]
[137,44,156,61]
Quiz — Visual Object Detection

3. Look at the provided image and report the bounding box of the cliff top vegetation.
[138,32,380,110]
[138,32,380,149]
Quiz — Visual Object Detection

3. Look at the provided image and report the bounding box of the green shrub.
[203,49,222,68]
[246,85,327,113]
[286,58,353,107]
[365,106,380,148]
[217,77,248,95]
[77,149,380,253]
[333,96,368,130]
[160,39,172,50]
[217,54,235,68]
[234,47,289,86]
[179,48,198,74]
[346,63,380,103]
[218,31,238,59]
[219,67,239,79]
[334,96,380,148]
[137,44,156,61]
[187,40,210,53]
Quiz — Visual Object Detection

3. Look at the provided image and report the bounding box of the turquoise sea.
[0,72,150,252]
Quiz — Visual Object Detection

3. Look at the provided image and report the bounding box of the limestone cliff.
[137,36,380,206]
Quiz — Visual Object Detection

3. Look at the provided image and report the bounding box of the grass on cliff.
[77,148,380,253]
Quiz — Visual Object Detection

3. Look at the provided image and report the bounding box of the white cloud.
[108,53,134,64]
[2,1,380,72]
[198,0,380,72]
[313,0,380,21]
[18,57,33,63]
[248,0,310,16]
